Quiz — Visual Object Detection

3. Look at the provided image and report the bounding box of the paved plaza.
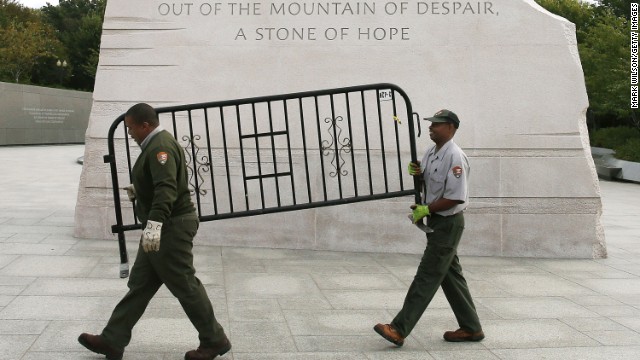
[1,144,640,360]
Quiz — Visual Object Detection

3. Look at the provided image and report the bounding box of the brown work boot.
[77,333,123,360]
[185,336,232,360]
[373,323,404,346]
[443,328,485,342]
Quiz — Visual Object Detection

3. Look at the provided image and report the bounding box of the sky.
[17,0,59,8]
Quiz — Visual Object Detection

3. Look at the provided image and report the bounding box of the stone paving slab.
[1,145,640,359]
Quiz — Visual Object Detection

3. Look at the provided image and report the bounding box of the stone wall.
[75,0,606,258]
[0,82,92,145]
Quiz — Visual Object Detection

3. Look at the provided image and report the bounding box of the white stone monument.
[76,0,606,258]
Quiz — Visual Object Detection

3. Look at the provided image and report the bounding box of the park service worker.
[78,103,231,360]
[374,109,484,347]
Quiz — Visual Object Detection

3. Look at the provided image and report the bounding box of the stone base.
[75,194,605,259]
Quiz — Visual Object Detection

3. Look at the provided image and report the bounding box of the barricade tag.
[379,89,393,101]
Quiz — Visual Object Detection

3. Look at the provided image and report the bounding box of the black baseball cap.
[424,109,460,128]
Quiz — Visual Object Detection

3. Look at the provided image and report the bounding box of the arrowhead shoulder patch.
[157,151,168,165]
[452,166,463,178]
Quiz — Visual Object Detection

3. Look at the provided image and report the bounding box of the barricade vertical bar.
[361,91,373,195]
[203,108,218,214]
[106,115,129,278]
[282,100,297,205]
[251,103,266,209]
[344,92,358,197]
[267,101,281,206]
[391,91,404,191]
[314,96,328,201]
[375,89,389,193]
[399,89,423,206]
[171,112,178,139]
[124,123,133,178]
[123,122,139,225]
[236,105,250,210]
[187,110,203,215]
[220,107,233,213]
[298,98,312,203]
[329,94,343,199]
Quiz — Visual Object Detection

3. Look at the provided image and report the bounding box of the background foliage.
[591,127,640,151]
[0,0,105,91]
[591,127,640,162]
[536,0,638,162]
[535,0,636,131]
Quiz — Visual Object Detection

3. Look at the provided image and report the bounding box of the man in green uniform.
[78,103,230,360]
[374,109,484,346]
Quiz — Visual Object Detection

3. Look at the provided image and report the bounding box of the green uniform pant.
[101,215,225,351]
[391,212,482,337]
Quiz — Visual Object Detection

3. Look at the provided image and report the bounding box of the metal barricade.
[104,83,422,277]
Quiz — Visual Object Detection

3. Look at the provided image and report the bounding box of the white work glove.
[123,184,136,202]
[142,220,162,252]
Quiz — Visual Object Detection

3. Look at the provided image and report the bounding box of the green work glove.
[410,204,430,223]
[408,162,421,176]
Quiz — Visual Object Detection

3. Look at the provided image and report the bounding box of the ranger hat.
[424,109,460,128]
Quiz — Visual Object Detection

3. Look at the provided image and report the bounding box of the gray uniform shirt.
[420,139,469,216]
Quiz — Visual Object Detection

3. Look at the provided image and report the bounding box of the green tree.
[41,0,106,91]
[0,0,66,85]
[536,0,636,129]
[0,0,36,28]
[601,0,631,20]
[534,0,597,42]
[579,10,631,121]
